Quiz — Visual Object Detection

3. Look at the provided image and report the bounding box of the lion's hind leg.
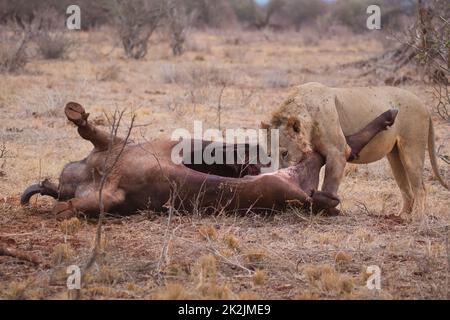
[397,137,427,217]
[387,145,413,216]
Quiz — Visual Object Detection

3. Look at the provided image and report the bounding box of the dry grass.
[153,283,192,300]
[223,234,240,250]
[96,266,122,285]
[59,218,81,236]
[303,264,354,296]
[198,224,218,241]
[51,244,74,265]
[0,29,449,300]
[253,269,268,286]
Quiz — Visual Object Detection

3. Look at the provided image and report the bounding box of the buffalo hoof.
[65,102,89,127]
[384,108,399,128]
[311,190,340,214]
[324,207,341,216]
[52,201,77,221]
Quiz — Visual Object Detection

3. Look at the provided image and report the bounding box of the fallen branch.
[0,243,42,265]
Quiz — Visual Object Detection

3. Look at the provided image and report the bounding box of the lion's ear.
[287,116,301,133]
[260,121,271,130]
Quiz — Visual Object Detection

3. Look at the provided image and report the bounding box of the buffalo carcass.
[21,103,398,218]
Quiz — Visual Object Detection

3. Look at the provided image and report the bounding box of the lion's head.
[261,112,313,169]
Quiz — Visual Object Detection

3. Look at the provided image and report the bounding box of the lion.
[262,82,448,216]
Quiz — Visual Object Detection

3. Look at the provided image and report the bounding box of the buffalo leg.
[65,102,123,151]
[52,188,125,219]
[346,109,398,161]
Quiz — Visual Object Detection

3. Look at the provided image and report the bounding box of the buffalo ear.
[287,116,301,133]
[260,121,271,130]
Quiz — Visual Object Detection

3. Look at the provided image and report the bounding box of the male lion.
[263,82,448,216]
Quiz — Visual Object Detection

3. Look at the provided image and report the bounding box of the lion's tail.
[428,117,448,190]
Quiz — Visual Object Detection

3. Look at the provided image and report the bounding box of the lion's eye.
[281,150,288,159]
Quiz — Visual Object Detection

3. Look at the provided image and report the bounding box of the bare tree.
[0,10,39,73]
[111,0,165,59]
[261,0,285,28]
[347,0,449,120]
[34,8,71,60]
[414,0,449,122]
[166,0,194,56]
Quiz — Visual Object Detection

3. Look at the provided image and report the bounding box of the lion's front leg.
[322,149,347,196]
[312,111,348,213]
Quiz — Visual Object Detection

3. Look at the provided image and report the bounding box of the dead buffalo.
[21,103,398,218]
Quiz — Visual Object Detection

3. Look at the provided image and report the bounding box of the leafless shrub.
[0,37,28,73]
[410,1,449,122]
[36,33,71,60]
[331,0,376,33]
[348,0,449,100]
[281,0,327,31]
[185,0,238,29]
[0,7,66,72]
[0,25,32,73]
[110,0,165,59]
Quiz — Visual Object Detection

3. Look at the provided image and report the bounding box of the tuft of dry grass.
[3,278,35,300]
[239,291,261,300]
[1,275,47,300]
[51,244,74,265]
[334,251,352,265]
[253,269,268,286]
[193,254,217,281]
[359,267,372,284]
[153,283,192,300]
[198,224,218,241]
[197,282,234,300]
[59,217,81,236]
[303,264,354,295]
[87,286,114,298]
[295,292,321,300]
[223,234,240,250]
